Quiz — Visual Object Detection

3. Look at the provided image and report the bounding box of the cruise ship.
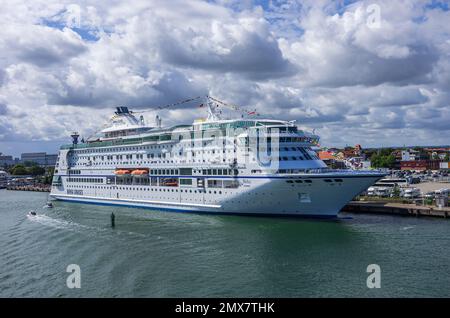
[50,97,384,217]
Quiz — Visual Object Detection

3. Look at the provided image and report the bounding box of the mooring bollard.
[111,212,115,228]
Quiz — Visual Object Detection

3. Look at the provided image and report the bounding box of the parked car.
[401,188,421,199]
[435,188,449,196]
[424,192,435,199]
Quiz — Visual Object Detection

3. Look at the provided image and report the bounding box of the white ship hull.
[50,173,383,218]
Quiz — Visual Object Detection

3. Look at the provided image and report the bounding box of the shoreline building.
[400,148,449,171]
[0,153,20,167]
[21,152,58,167]
[401,160,441,171]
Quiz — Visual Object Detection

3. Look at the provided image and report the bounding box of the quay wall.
[342,201,450,218]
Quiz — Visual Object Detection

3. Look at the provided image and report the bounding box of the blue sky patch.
[42,19,100,42]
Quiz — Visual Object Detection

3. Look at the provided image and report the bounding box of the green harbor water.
[1,189,449,297]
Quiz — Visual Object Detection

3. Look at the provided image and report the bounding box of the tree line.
[369,148,396,169]
[5,162,54,184]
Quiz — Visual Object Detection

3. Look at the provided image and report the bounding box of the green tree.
[384,154,396,167]
[10,164,28,175]
[370,152,396,169]
[43,167,55,184]
[379,148,393,157]
[28,165,45,176]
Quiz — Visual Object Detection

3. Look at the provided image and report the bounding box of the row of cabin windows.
[77,149,238,161]
[72,158,236,167]
[74,143,230,157]
[68,185,227,195]
[141,168,241,176]
[73,135,315,157]
[68,177,103,183]
[72,155,316,168]
[76,145,174,154]
[68,150,318,168]
[67,179,239,193]
[68,178,239,189]
[66,167,236,179]
[125,168,236,176]
[115,178,237,188]
[74,131,316,156]
[71,144,316,162]
[72,141,314,158]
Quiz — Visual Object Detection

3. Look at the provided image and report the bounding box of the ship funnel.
[115,106,129,114]
[70,132,80,145]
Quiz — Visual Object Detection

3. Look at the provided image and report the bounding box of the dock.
[342,201,450,218]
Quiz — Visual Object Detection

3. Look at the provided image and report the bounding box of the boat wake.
[26,213,150,239]
[27,213,83,231]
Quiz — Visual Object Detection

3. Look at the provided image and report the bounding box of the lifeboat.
[131,169,149,175]
[161,178,178,186]
[115,169,131,175]
[164,181,178,186]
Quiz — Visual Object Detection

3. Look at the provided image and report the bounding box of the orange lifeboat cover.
[115,169,131,175]
[131,169,149,175]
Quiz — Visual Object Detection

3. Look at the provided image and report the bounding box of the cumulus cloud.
[1,25,87,67]
[155,14,297,79]
[0,103,8,116]
[0,0,449,155]
[280,1,440,87]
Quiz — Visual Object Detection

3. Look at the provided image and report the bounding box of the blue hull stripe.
[55,197,338,220]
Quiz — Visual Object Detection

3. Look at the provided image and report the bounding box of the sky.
[0,0,449,157]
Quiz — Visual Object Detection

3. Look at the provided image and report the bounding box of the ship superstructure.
[50,97,384,217]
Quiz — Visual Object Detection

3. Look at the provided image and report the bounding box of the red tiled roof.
[318,151,335,160]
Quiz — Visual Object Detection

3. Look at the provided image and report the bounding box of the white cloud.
[0,0,449,155]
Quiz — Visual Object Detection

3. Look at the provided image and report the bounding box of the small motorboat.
[44,202,53,208]
[28,210,37,216]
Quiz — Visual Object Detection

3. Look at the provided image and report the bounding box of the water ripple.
[1,191,450,297]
